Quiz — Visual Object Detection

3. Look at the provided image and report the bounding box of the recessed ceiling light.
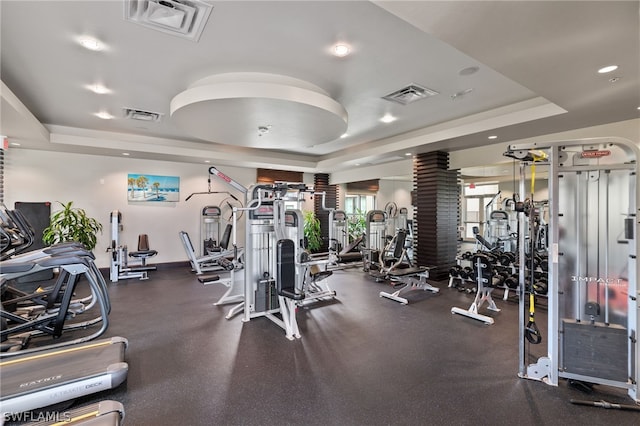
[340,133,348,139]
[488,135,498,140]
[122,152,130,156]
[598,65,618,74]
[451,88,474,100]
[10,142,21,147]
[95,111,114,120]
[459,66,479,76]
[78,36,105,51]
[204,160,210,163]
[380,114,396,124]
[86,84,111,94]
[257,125,272,136]
[332,43,351,57]
[405,152,412,156]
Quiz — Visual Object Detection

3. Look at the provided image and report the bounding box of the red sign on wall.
[581,150,611,158]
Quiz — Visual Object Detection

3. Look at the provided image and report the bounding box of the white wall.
[5,149,256,268]
[377,179,413,218]
[7,118,635,268]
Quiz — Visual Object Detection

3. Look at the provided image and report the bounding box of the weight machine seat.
[379,230,407,270]
[337,252,362,263]
[207,224,232,253]
[129,234,157,263]
[472,226,497,251]
[197,274,220,284]
[340,235,364,255]
[387,266,428,277]
[489,210,509,220]
[309,264,333,283]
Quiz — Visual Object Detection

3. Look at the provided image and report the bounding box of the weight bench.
[376,230,439,304]
[380,267,439,305]
[336,235,364,263]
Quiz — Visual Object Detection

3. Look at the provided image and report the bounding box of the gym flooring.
[40,265,640,424]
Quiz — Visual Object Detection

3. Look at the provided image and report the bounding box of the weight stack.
[314,173,338,253]
[413,152,460,281]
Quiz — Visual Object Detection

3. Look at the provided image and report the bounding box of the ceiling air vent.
[382,84,439,105]
[124,0,213,42]
[123,108,163,122]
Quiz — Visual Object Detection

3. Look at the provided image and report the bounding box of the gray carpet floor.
[17,264,640,425]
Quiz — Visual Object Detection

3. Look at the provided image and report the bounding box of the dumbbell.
[533,278,548,295]
[504,275,519,289]
[459,267,473,280]
[449,265,462,278]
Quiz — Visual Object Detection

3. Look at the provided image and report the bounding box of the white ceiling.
[1,1,638,178]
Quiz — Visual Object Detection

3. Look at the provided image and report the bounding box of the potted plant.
[348,209,366,242]
[303,210,323,252]
[42,201,103,251]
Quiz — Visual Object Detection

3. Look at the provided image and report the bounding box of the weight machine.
[330,210,349,255]
[322,209,364,268]
[190,167,248,313]
[107,210,156,283]
[284,209,336,305]
[362,209,387,272]
[235,183,336,339]
[505,137,639,402]
[363,206,437,304]
[201,206,221,257]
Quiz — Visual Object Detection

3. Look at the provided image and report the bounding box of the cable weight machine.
[240,183,334,339]
[505,137,639,403]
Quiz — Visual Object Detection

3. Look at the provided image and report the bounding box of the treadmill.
[8,400,125,426]
[0,337,128,419]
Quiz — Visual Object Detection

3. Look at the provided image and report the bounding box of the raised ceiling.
[1,1,638,177]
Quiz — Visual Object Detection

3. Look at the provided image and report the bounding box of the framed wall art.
[127,173,180,203]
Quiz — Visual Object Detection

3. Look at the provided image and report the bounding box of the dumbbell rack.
[451,254,501,325]
[449,252,519,301]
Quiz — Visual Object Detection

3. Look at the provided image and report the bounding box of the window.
[462,183,499,239]
[344,194,375,217]
[344,194,375,241]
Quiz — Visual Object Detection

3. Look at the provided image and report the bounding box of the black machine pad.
[197,275,220,284]
[277,239,304,300]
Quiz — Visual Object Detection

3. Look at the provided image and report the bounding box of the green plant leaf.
[303,210,322,252]
[42,201,103,250]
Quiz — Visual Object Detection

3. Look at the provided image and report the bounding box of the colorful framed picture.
[127,174,180,202]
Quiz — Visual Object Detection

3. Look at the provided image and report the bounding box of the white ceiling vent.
[123,108,163,122]
[382,84,439,105]
[124,0,213,42]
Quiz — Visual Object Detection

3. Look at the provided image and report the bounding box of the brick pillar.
[314,173,338,252]
[414,152,460,280]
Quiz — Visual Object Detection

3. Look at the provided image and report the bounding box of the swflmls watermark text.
[3,411,72,423]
